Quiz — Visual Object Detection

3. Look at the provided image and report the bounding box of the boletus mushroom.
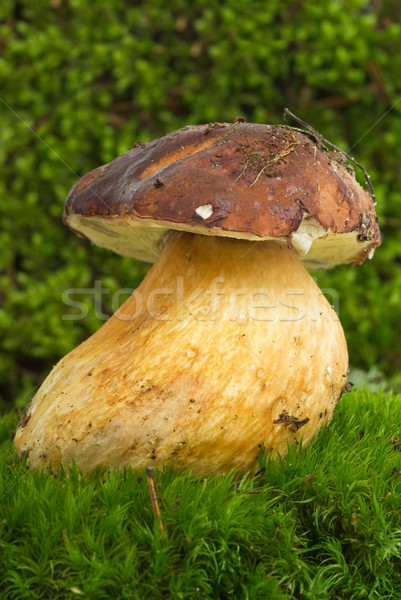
[14,121,381,475]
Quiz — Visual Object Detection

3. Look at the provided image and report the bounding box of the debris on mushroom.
[14,121,381,475]
[194,204,214,220]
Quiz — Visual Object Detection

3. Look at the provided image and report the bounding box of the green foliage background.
[0,0,400,411]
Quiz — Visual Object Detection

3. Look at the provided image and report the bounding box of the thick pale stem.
[15,232,348,474]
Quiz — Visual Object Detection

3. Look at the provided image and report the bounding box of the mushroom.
[14,122,381,475]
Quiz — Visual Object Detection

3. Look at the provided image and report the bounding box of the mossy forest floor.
[1,389,401,599]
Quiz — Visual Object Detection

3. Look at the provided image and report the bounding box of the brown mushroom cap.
[63,122,381,269]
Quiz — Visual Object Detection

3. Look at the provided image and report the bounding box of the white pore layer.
[66,211,374,270]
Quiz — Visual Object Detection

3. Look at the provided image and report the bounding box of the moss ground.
[2,1,401,413]
[1,388,401,599]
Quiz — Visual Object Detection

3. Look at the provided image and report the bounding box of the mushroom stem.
[15,231,348,475]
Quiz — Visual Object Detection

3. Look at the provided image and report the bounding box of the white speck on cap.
[195,204,213,220]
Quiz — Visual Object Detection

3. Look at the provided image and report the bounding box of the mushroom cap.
[63,122,381,270]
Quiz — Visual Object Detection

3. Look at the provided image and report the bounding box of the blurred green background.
[0,0,400,413]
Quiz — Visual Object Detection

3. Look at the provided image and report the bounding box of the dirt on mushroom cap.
[63,122,380,268]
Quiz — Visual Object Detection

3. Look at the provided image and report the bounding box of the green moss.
[1,389,401,598]
[1,0,400,411]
